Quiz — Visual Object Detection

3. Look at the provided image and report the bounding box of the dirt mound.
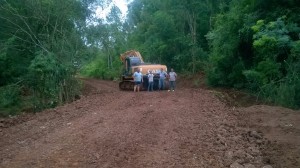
[0,78,299,167]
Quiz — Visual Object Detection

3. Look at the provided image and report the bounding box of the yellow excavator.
[119,50,168,90]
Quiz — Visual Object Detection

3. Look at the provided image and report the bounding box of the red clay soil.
[0,78,299,168]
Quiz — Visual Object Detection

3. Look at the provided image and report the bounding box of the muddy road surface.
[0,79,299,168]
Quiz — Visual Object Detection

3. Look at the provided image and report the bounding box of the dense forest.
[1,0,300,116]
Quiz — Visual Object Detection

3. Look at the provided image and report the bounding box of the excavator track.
[119,77,169,91]
[119,81,135,91]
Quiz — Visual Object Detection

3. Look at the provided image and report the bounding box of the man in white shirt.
[133,68,143,92]
[147,70,154,91]
[168,68,177,91]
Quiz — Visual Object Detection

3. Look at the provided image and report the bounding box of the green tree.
[0,0,94,115]
[206,0,300,108]
[125,0,223,72]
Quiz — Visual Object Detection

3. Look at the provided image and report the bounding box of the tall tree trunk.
[106,48,112,69]
[187,11,197,74]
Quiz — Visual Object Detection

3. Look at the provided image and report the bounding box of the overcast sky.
[95,0,131,20]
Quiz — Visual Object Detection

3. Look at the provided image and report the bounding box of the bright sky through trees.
[96,0,131,20]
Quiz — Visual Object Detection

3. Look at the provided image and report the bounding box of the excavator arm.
[120,50,144,63]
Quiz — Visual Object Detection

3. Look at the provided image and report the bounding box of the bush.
[258,78,299,109]
[206,67,222,87]
[27,51,80,111]
[275,81,296,108]
[206,56,246,88]
[80,57,122,80]
[243,70,264,91]
[0,84,21,116]
[247,17,300,109]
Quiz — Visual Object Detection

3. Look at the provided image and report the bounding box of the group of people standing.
[133,68,177,92]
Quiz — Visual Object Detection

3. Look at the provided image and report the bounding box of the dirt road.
[0,79,299,168]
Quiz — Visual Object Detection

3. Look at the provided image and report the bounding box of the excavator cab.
[124,57,142,76]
